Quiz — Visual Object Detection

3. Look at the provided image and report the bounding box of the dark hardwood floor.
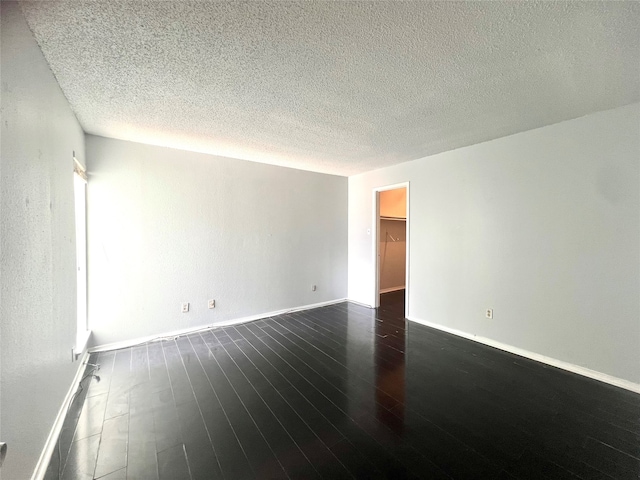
[47,292,640,479]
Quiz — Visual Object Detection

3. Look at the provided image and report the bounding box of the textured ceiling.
[21,1,640,176]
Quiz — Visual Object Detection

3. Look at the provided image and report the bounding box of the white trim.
[374,182,410,193]
[372,189,380,308]
[407,316,640,394]
[405,183,410,317]
[379,286,405,294]
[89,298,347,353]
[31,350,90,480]
[346,298,375,309]
[73,329,92,360]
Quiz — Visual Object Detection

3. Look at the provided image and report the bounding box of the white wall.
[0,3,86,479]
[86,136,347,346]
[349,103,640,384]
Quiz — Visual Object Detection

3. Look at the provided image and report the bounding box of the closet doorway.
[374,183,409,314]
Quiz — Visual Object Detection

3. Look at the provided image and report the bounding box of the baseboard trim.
[406,316,640,395]
[31,350,90,480]
[90,298,347,353]
[345,299,374,309]
[379,286,405,294]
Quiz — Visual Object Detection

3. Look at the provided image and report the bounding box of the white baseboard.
[407,316,640,395]
[31,350,90,480]
[379,286,405,294]
[90,298,347,353]
[345,298,374,309]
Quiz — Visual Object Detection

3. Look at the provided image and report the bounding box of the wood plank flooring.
[46,292,640,479]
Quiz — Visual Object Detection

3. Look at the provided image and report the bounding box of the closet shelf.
[380,216,406,221]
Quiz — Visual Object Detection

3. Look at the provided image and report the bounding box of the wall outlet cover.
[182,303,189,313]
[208,299,215,309]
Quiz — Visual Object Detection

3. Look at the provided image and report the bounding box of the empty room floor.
[47,295,640,479]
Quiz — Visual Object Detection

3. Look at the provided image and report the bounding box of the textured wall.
[349,103,640,384]
[85,136,348,346]
[0,3,86,479]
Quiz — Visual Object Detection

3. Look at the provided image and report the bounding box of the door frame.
[372,182,410,313]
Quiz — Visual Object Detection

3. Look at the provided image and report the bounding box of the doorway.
[372,183,409,433]
[374,183,409,314]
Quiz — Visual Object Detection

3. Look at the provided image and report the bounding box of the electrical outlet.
[182,302,189,313]
[208,299,215,309]
[486,308,493,319]
[311,285,317,291]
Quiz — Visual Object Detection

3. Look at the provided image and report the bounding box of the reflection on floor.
[375,290,406,436]
[47,295,640,479]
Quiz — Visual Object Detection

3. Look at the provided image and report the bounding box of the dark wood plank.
[47,294,640,480]
[200,331,322,479]
[161,340,223,480]
[174,336,258,480]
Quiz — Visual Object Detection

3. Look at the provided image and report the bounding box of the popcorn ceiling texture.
[21,1,640,176]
